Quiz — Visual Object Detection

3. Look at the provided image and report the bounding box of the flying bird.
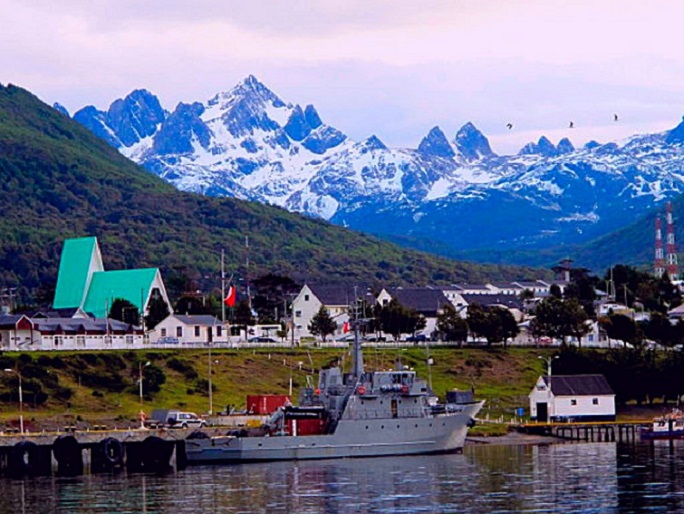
[614,114,619,122]
[569,121,574,128]
[506,123,513,130]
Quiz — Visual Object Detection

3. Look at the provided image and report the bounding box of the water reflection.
[4,442,684,513]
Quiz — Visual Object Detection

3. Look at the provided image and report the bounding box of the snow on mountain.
[70,76,684,261]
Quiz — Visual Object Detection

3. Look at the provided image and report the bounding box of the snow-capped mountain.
[70,76,684,263]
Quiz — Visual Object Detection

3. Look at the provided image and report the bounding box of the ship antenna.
[351,286,364,380]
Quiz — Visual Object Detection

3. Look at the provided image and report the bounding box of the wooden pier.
[518,420,650,443]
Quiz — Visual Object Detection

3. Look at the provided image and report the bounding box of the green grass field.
[0,347,576,431]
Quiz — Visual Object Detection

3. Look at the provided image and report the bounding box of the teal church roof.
[52,237,164,318]
[84,269,159,318]
[53,237,102,310]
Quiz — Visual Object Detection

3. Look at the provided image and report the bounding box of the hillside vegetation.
[0,347,544,429]
[0,84,544,303]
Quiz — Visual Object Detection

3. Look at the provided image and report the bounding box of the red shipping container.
[246,394,291,415]
[286,418,325,436]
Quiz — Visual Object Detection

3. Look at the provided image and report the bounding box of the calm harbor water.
[2,441,684,513]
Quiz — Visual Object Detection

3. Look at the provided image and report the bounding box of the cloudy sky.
[2,0,684,154]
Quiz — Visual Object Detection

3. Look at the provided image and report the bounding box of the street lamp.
[138,361,151,426]
[538,355,559,422]
[4,368,23,434]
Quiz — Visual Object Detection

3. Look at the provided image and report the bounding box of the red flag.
[224,285,236,307]
[343,321,350,333]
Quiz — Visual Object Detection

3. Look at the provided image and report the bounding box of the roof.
[0,314,25,329]
[83,269,159,318]
[53,237,102,309]
[461,294,524,310]
[544,374,614,396]
[174,315,222,326]
[307,284,372,306]
[386,287,450,314]
[30,317,139,332]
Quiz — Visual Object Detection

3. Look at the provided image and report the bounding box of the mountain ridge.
[69,76,684,271]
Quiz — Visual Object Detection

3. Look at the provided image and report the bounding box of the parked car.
[335,334,356,342]
[157,336,180,344]
[405,334,427,343]
[248,336,278,343]
[148,410,207,429]
[363,335,387,342]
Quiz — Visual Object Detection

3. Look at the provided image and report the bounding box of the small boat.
[185,315,484,464]
[640,409,684,440]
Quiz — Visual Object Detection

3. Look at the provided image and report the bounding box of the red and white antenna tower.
[666,202,679,280]
[655,217,665,278]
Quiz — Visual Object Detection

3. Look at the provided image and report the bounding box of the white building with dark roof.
[151,314,227,344]
[529,374,616,422]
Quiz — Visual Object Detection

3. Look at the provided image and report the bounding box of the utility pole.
[221,249,226,324]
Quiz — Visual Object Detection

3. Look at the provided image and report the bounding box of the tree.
[436,305,468,346]
[233,299,256,327]
[533,296,589,347]
[145,296,170,330]
[308,306,337,342]
[467,303,519,347]
[109,298,140,326]
[175,294,212,316]
[602,313,642,348]
[644,312,675,348]
[374,299,426,341]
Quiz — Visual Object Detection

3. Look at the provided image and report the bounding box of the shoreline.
[466,431,563,446]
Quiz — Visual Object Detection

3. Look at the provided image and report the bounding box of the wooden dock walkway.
[518,420,651,443]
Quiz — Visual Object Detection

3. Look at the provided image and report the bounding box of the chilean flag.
[224,285,236,307]
[343,321,350,333]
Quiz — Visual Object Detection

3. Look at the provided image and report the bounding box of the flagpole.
[221,249,226,324]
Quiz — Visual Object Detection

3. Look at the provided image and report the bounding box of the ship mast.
[351,287,364,380]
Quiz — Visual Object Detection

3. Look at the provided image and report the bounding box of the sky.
[2,0,684,155]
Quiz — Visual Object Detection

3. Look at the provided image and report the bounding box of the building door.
[536,402,548,422]
[207,327,213,343]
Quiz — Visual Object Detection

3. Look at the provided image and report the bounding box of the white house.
[291,284,362,340]
[529,374,616,422]
[150,314,227,344]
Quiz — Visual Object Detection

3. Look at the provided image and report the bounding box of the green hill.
[0,84,544,303]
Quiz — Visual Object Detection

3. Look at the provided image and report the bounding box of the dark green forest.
[0,84,545,306]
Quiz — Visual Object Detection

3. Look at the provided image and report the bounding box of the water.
[2,441,684,513]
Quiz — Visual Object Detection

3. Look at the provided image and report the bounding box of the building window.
[295,310,301,318]
[125,335,134,345]
[571,399,577,406]
[161,328,167,337]
[592,398,599,405]
[176,326,183,337]
[76,336,85,348]
[217,326,222,337]
[304,295,309,301]
[194,326,200,337]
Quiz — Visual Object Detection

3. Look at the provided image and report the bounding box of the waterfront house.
[528,374,616,422]
[376,287,452,337]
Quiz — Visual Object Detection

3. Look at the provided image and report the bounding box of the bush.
[167,358,198,379]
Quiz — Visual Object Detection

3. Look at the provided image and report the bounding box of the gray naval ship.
[185,323,484,463]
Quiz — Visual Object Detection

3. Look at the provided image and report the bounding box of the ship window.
[366,426,369,429]
[381,425,384,429]
[415,424,418,428]
[571,399,577,406]
[593,398,599,405]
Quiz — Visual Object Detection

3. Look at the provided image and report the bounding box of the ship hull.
[185,401,484,464]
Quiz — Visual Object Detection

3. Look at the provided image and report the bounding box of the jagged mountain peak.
[520,135,557,157]
[454,121,494,161]
[304,104,323,129]
[358,135,387,152]
[212,74,286,110]
[418,126,455,158]
[666,115,684,144]
[557,137,575,154]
